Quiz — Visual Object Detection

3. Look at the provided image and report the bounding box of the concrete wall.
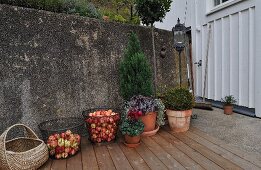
[0,4,186,135]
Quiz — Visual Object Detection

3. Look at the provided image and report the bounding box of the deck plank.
[170,131,243,170]
[152,133,210,170]
[51,159,66,170]
[119,142,150,170]
[185,130,261,170]
[39,158,52,170]
[81,139,99,170]
[66,151,82,170]
[190,126,261,168]
[135,142,168,170]
[107,143,133,170]
[94,145,116,170]
[142,136,186,170]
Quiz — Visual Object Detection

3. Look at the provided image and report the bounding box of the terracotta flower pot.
[166,109,192,133]
[124,134,141,148]
[224,105,233,115]
[140,112,156,132]
[124,134,140,144]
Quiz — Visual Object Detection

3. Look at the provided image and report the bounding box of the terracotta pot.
[224,105,233,115]
[124,134,141,144]
[140,112,156,132]
[141,125,159,137]
[166,109,192,133]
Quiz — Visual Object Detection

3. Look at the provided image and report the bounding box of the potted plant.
[162,87,194,132]
[119,32,153,101]
[120,109,144,147]
[221,95,237,115]
[123,95,165,136]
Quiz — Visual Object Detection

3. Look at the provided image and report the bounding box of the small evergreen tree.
[120,32,153,100]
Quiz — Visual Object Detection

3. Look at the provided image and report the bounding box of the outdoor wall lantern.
[172,18,186,87]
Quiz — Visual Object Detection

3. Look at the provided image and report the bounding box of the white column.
[255,2,261,117]
[249,7,255,108]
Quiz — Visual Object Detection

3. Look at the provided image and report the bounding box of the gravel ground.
[191,107,261,157]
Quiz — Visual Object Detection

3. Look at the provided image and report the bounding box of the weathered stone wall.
[0,4,187,135]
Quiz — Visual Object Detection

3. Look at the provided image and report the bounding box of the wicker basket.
[38,117,85,142]
[0,124,49,170]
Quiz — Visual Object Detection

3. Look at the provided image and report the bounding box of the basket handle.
[0,124,40,169]
[2,124,39,143]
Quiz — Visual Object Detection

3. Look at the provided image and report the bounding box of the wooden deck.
[39,126,261,170]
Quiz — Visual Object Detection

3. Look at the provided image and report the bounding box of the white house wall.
[194,0,257,115]
[156,0,260,117]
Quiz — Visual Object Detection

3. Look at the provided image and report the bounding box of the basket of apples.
[47,130,81,159]
[83,108,120,144]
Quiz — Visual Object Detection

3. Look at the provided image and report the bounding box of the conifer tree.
[120,32,153,100]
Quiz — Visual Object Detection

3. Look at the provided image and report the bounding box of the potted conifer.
[119,32,165,136]
[119,32,153,100]
[162,87,194,132]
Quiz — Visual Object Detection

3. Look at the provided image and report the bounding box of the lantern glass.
[172,19,186,52]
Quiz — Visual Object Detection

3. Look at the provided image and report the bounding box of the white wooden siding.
[156,0,260,117]
[195,5,255,110]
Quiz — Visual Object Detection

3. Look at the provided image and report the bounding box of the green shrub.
[0,0,102,19]
[86,2,102,19]
[135,0,172,26]
[221,95,237,106]
[113,14,126,23]
[120,32,153,100]
[162,87,194,111]
[120,119,144,136]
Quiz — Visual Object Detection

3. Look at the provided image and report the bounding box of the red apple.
[97,138,102,143]
[55,153,62,159]
[74,146,80,151]
[107,124,112,129]
[109,117,114,123]
[60,132,66,139]
[49,149,55,156]
[92,134,97,139]
[48,135,56,141]
[62,152,69,158]
[96,127,101,132]
[69,149,76,155]
[105,130,110,135]
[65,147,71,153]
[54,133,60,139]
[91,123,96,129]
[49,140,58,148]
[74,134,81,143]
[55,146,65,154]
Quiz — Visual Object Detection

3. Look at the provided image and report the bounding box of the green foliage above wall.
[0,0,140,24]
[135,0,172,26]
[0,0,102,19]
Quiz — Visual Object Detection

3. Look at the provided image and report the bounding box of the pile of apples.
[85,109,120,143]
[47,130,81,159]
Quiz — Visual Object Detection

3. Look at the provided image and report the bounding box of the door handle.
[194,60,202,67]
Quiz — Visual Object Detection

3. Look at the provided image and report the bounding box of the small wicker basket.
[0,124,49,170]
